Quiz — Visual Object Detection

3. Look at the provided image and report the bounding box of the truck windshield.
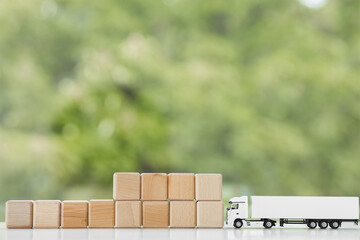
[231,204,238,209]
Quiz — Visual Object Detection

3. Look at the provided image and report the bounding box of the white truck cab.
[226,196,249,228]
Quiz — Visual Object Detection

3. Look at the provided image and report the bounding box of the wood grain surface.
[89,200,114,228]
[168,173,195,200]
[197,201,224,228]
[195,174,222,201]
[6,200,33,229]
[170,201,196,228]
[141,173,167,200]
[115,201,142,228]
[33,200,61,229]
[142,201,169,228]
[61,201,88,228]
[113,172,141,200]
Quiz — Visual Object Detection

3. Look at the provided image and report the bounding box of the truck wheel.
[307,220,317,229]
[330,221,340,229]
[319,220,328,229]
[234,219,243,229]
[263,220,273,229]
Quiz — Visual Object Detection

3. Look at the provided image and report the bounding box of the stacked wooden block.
[113,172,142,228]
[6,172,223,229]
[113,172,223,228]
[195,174,223,228]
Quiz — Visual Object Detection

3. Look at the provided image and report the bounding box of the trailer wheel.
[263,220,273,229]
[319,220,328,229]
[234,219,243,229]
[307,220,317,229]
[330,221,340,229]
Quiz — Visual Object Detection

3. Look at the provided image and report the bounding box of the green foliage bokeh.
[1,0,360,220]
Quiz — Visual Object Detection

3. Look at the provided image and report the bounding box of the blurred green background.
[1,0,360,221]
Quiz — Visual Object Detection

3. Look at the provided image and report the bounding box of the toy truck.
[226,196,359,229]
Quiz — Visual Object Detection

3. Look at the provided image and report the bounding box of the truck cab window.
[231,204,238,209]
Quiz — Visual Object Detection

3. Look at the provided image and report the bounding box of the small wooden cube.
[197,201,224,228]
[89,200,114,228]
[61,201,88,228]
[168,173,195,200]
[115,201,142,228]
[195,174,222,201]
[6,200,33,229]
[142,201,169,228]
[141,173,167,200]
[170,201,196,228]
[113,172,141,200]
[33,200,61,228]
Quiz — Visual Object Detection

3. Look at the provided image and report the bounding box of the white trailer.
[226,196,359,229]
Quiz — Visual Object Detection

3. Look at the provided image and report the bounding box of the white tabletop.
[1,222,360,240]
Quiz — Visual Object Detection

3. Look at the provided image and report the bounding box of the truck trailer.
[226,196,359,229]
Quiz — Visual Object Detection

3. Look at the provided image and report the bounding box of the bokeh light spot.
[298,0,327,9]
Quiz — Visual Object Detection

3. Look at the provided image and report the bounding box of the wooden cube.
[61,201,88,228]
[197,201,224,228]
[113,172,140,200]
[168,173,195,200]
[141,173,167,200]
[115,201,142,228]
[89,200,114,228]
[6,200,33,229]
[170,201,196,228]
[33,200,61,228]
[142,201,169,228]
[195,174,222,201]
